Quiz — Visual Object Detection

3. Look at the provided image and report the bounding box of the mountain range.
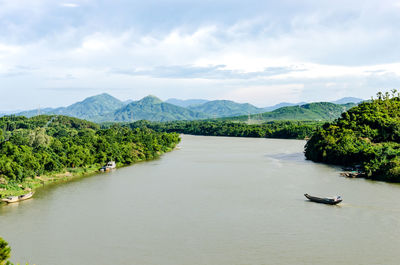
[166,96,363,112]
[6,93,364,122]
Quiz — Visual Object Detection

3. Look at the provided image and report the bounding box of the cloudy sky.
[1,0,400,110]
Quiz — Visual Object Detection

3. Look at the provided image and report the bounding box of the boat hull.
[1,196,19,203]
[1,192,34,203]
[304,194,342,205]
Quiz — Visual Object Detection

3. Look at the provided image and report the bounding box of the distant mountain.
[331,97,363,104]
[262,97,362,112]
[223,102,356,121]
[17,93,125,121]
[187,100,265,118]
[113,95,210,122]
[123,99,134,104]
[263,102,307,112]
[54,93,125,120]
[17,108,57,118]
[165,98,210,107]
[10,93,364,123]
[0,109,25,116]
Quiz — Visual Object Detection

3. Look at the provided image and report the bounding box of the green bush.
[0,237,11,265]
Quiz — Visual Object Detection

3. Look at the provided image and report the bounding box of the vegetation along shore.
[0,115,180,198]
[305,91,400,182]
[122,120,323,140]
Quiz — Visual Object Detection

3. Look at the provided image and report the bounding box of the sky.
[1,0,400,110]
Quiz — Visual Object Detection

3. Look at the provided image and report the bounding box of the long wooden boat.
[1,192,34,203]
[304,193,342,205]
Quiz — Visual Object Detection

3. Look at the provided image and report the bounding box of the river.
[1,135,400,265]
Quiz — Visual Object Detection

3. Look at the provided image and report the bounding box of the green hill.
[113,95,209,122]
[222,102,356,121]
[305,91,400,182]
[17,93,125,121]
[55,93,124,120]
[188,100,264,117]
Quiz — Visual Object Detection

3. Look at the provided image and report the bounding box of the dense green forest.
[305,91,400,182]
[0,115,180,196]
[123,120,323,139]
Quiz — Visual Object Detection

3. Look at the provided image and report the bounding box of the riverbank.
[0,165,100,198]
[304,94,400,183]
[0,145,178,199]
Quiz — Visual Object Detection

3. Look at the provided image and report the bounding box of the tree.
[0,237,11,265]
[28,128,51,148]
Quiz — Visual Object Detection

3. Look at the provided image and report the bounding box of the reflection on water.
[0,198,35,212]
[1,135,400,265]
[265,152,307,162]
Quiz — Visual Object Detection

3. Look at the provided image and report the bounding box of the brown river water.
[1,135,400,265]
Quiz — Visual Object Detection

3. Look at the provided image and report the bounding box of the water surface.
[1,135,400,265]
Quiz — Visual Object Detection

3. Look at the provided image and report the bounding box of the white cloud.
[60,3,79,8]
[223,84,304,106]
[1,0,400,109]
[0,43,21,55]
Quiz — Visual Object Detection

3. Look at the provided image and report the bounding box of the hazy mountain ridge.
[17,107,57,118]
[263,102,308,112]
[331,97,364,104]
[262,97,363,111]
[165,98,210,107]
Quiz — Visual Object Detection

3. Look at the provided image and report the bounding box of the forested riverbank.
[122,120,323,140]
[305,91,400,182]
[0,115,180,198]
